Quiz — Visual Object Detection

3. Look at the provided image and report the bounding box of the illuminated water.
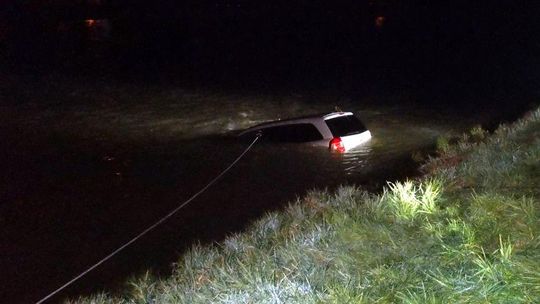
[0,86,512,303]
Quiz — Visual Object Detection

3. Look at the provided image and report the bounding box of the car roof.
[238,112,354,137]
[248,111,353,127]
[322,112,354,120]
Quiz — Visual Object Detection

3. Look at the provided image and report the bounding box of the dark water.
[0,86,530,303]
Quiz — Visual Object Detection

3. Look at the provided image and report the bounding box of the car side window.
[260,123,323,143]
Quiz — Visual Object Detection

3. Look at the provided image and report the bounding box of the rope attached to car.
[35,133,262,304]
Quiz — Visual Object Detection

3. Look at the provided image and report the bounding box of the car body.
[238,112,371,152]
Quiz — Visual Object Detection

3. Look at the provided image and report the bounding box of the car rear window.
[259,123,323,142]
[325,115,367,137]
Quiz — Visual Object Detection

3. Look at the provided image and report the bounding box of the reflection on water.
[342,142,373,174]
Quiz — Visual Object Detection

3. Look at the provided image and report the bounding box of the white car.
[239,112,371,152]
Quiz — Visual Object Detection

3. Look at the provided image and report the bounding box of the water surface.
[0,86,511,303]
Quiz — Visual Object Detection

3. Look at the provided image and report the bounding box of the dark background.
[2,1,539,100]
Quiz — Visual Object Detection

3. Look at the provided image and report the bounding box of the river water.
[0,82,523,303]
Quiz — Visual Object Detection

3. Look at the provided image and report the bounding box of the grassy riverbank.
[71,107,540,303]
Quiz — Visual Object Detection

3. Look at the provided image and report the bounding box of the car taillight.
[329,137,345,153]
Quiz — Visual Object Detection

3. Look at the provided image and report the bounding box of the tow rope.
[36,134,261,304]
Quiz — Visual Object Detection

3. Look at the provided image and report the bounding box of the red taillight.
[329,137,345,153]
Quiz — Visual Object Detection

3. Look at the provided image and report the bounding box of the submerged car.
[239,112,371,152]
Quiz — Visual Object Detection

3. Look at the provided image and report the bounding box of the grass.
[69,107,540,303]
